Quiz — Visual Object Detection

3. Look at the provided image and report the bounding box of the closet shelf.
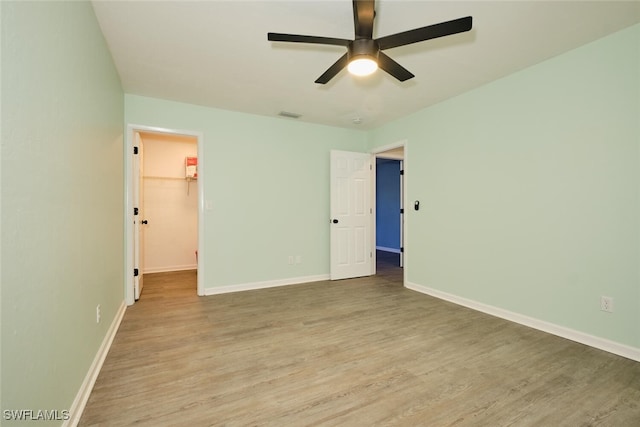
[143,175,188,181]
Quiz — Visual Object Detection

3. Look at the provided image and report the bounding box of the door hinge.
[400,247,404,253]
[370,251,373,258]
[134,207,139,216]
[400,208,404,214]
[134,268,139,277]
[134,146,139,155]
[400,169,404,175]
[370,208,372,214]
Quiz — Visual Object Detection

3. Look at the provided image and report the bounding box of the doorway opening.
[125,125,204,306]
[373,142,405,278]
[376,158,402,263]
[139,131,198,270]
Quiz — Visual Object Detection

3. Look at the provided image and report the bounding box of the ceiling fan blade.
[315,53,349,84]
[352,0,375,39]
[376,16,472,50]
[377,52,414,82]
[268,33,350,47]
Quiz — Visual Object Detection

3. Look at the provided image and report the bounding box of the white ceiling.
[92,1,640,130]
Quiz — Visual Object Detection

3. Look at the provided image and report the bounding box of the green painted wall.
[370,24,640,348]
[125,95,367,288]
[1,1,124,423]
[1,2,636,420]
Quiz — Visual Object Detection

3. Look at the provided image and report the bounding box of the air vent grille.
[278,111,302,119]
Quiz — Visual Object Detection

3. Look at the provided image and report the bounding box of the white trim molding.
[64,301,127,427]
[406,281,640,363]
[376,246,401,254]
[371,139,407,156]
[144,265,198,274]
[204,274,330,296]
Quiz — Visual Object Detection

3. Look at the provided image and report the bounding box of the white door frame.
[133,132,144,300]
[371,140,407,284]
[124,124,205,305]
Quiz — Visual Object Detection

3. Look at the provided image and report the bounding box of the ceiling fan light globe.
[348,57,378,76]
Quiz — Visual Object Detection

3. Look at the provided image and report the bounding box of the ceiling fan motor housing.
[348,38,379,61]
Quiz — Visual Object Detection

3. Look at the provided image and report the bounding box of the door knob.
[332,219,339,224]
[141,220,148,225]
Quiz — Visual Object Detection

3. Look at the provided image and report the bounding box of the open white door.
[133,132,145,300]
[330,150,373,280]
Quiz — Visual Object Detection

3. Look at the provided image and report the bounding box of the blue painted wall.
[376,159,401,251]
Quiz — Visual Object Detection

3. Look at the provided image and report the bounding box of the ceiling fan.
[268,0,472,84]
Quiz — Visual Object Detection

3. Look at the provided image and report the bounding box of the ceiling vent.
[278,111,302,119]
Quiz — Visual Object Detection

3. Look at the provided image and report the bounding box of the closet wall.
[141,133,198,273]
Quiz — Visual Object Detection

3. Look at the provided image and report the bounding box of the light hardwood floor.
[80,253,640,426]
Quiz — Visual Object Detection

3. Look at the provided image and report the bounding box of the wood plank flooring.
[79,253,640,426]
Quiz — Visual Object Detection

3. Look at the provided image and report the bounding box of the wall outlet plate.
[600,296,613,313]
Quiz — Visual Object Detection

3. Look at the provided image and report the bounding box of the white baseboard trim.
[64,301,127,427]
[405,281,640,363]
[204,274,330,296]
[376,246,401,254]
[144,264,197,274]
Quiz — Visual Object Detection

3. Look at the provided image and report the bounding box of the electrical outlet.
[296,255,302,264]
[96,304,101,323]
[600,296,613,313]
[288,256,294,265]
